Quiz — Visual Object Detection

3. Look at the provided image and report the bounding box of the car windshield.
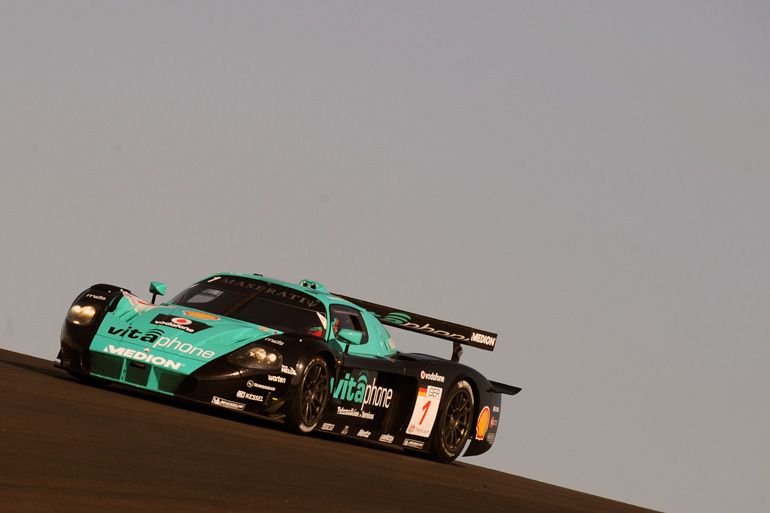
[169,281,327,335]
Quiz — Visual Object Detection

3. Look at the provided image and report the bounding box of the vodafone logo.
[420,370,445,383]
[151,314,212,334]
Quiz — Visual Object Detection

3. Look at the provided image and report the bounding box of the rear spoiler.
[336,294,498,362]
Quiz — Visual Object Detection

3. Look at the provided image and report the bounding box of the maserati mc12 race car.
[58,272,520,462]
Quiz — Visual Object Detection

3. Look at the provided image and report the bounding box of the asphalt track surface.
[0,349,662,513]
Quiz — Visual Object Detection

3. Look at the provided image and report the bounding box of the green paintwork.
[86,273,397,392]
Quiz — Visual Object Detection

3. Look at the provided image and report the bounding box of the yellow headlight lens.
[67,304,98,326]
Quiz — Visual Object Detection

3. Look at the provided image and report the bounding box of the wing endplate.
[489,380,522,396]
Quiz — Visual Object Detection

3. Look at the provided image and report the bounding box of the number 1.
[420,400,431,425]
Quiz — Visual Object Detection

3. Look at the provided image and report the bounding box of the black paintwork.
[59,280,519,461]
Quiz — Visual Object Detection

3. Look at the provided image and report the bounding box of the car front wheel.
[284,356,331,434]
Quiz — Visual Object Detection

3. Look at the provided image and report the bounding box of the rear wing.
[336,294,498,362]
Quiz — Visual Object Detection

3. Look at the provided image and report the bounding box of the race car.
[58,272,521,462]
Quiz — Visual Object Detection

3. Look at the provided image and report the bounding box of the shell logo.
[475,406,491,441]
[183,311,221,321]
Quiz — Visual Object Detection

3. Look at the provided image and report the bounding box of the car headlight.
[228,345,283,370]
[66,304,99,326]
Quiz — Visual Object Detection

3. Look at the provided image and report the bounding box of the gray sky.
[2,2,768,512]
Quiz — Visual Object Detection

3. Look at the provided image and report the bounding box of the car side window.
[329,305,369,345]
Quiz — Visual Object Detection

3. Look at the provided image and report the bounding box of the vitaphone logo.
[106,326,216,359]
[331,371,393,409]
[374,312,471,342]
[380,312,411,324]
[375,311,497,347]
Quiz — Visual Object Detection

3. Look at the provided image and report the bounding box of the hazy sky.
[2,3,768,512]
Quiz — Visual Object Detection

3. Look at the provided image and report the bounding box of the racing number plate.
[406,385,442,438]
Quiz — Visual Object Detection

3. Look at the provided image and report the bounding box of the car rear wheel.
[430,380,474,463]
[284,356,331,434]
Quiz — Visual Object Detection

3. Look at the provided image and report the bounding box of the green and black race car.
[58,272,520,462]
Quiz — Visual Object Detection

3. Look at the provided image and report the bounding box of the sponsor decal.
[341,425,349,435]
[183,310,220,321]
[261,287,321,309]
[211,396,245,410]
[336,406,374,420]
[264,337,284,346]
[490,416,497,428]
[246,380,276,391]
[401,321,466,340]
[406,385,443,438]
[152,314,212,334]
[123,292,158,313]
[379,312,410,324]
[379,434,394,444]
[107,326,161,342]
[267,375,286,384]
[487,432,496,443]
[356,429,372,439]
[216,278,321,308]
[493,406,500,413]
[216,278,264,290]
[420,370,445,383]
[330,371,393,410]
[321,423,335,431]
[281,365,297,376]
[373,312,467,341]
[86,293,106,301]
[475,406,491,441]
[403,439,424,449]
[106,326,216,359]
[369,311,497,347]
[103,345,183,370]
[236,390,264,402]
[470,332,496,347]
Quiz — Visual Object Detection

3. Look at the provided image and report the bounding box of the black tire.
[284,356,331,434]
[430,380,475,463]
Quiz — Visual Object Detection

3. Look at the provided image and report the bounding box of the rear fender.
[463,385,503,457]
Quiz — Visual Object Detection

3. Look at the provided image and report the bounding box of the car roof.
[200,272,357,309]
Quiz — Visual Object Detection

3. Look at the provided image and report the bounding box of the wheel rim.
[442,388,473,453]
[300,361,329,425]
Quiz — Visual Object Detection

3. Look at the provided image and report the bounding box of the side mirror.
[338,329,364,345]
[149,281,167,304]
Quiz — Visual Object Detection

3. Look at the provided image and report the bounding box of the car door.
[326,304,408,434]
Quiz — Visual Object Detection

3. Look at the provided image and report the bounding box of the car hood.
[90,292,279,373]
